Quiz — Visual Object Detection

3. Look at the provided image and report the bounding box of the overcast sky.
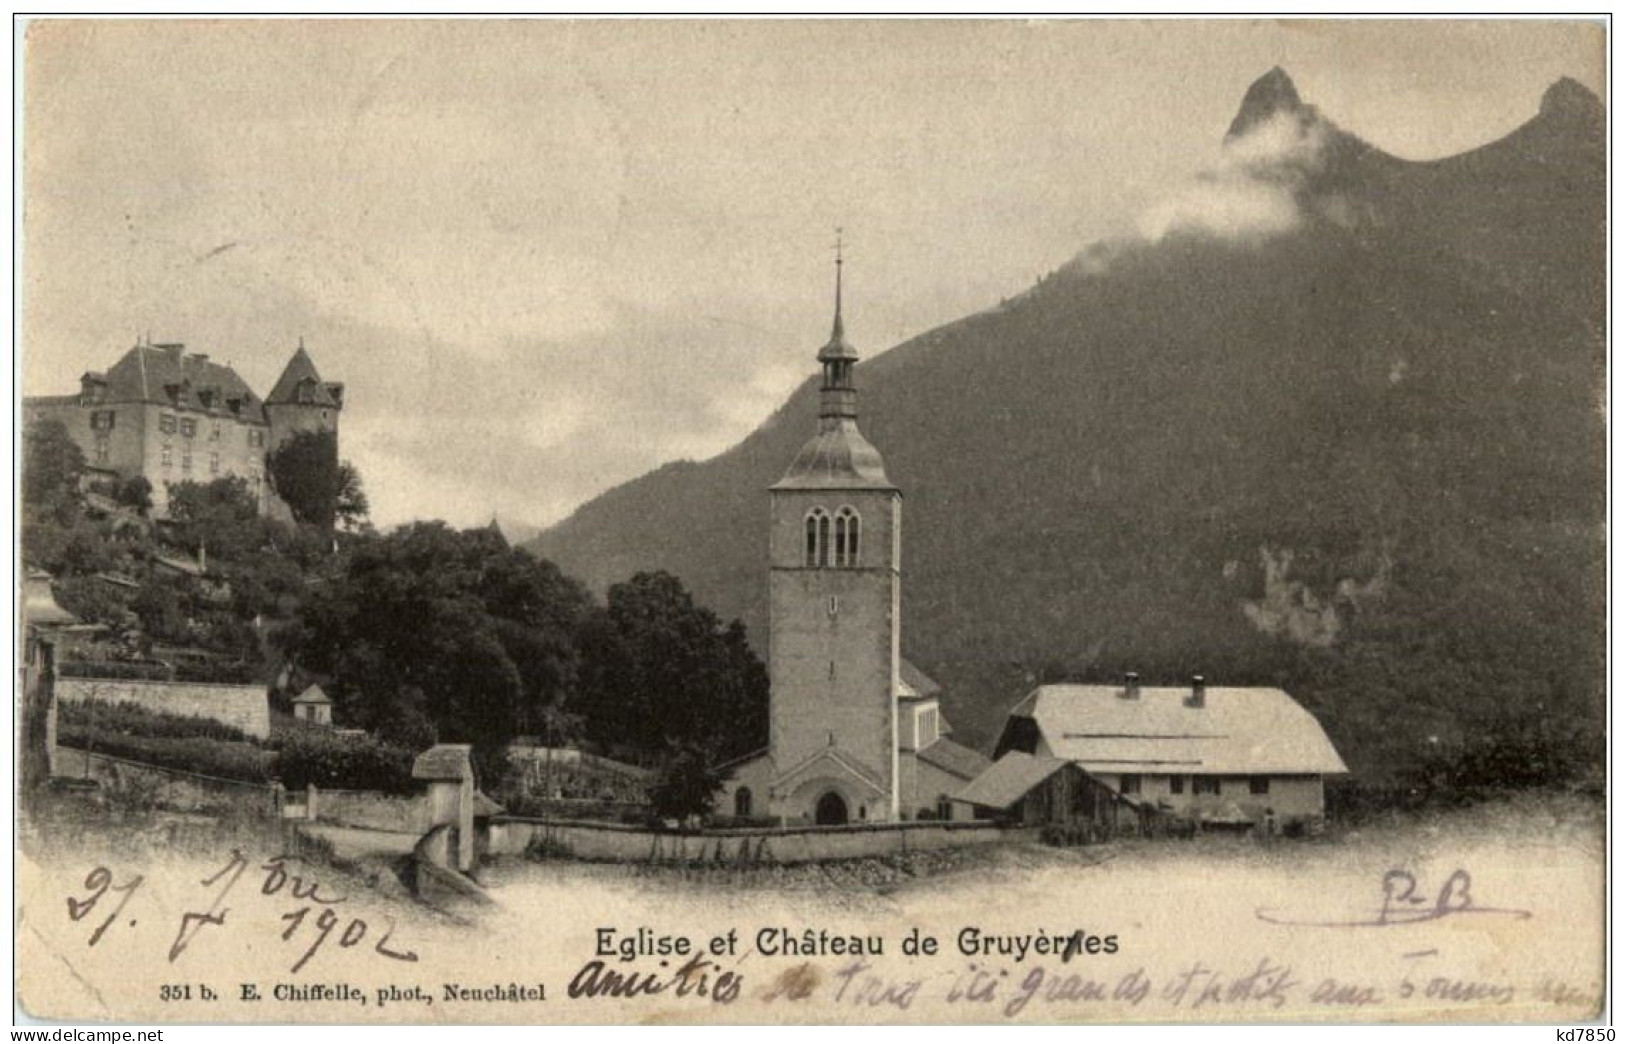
[21,19,1603,529]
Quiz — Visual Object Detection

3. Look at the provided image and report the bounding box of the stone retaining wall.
[56,745,279,818]
[485,816,1009,865]
[312,788,429,834]
[58,677,270,739]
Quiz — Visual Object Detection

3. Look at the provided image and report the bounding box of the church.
[720,258,989,826]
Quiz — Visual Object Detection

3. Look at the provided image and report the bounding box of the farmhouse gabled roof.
[951,751,1072,809]
[1009,684,1348,776]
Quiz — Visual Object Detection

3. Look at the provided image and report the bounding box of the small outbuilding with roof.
[291,684,334,725]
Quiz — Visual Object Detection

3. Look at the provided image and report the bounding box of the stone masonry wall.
[58,677,271,739]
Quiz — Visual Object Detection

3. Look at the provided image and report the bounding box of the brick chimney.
[1186,674,1206,708]
[1120,671,1140,700]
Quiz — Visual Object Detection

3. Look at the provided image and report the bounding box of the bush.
[57,723,273,783]
[498,792,646,822]
[705,814,779,830]
[58,698,255,744]
[60,660,172,681]
[273,727,416,794]
[171,660,260,685]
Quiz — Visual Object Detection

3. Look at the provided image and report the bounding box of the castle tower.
[766,247,903,824]
[264,339,344,450]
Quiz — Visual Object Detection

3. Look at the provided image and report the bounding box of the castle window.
[90,410,115,431]
[805,508,830,567]
[161,444,173,468]
[1193,776,1220,797]
[936,794,953,821]
[209,452,220,475]
[734,787,752,819]
[1249,776,1271,796]
[248,428,265,448]
[93,437,109,464]
[1170,774,1185,795]
[159,413,177,435]
[179,418,197,438]
[1119,774,1142,795]
[209,423,221,442]
[181,452,192,474]
[833,506,860,567]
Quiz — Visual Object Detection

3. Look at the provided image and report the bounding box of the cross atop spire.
[818,228,858,364]
[831,227,844,342]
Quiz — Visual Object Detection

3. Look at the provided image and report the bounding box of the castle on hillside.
[24,339,342,517]
[720,256,990,825]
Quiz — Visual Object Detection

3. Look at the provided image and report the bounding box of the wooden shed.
[951,750,1152,841]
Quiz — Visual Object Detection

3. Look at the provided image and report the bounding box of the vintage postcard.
[14,17,1608,1026]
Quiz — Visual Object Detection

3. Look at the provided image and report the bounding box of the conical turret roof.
[266,343,339,407]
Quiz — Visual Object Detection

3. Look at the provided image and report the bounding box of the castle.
[721,258,990,825]
[24,340,342,517]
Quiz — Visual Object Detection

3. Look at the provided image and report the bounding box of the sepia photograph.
[12,16,1609,1027]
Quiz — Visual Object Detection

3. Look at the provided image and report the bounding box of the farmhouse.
[964,674,1347,832]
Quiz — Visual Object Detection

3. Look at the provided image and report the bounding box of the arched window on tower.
[834,507,860,567]
[805,508,830,567]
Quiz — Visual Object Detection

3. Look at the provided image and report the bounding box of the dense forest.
[22,417,770,802]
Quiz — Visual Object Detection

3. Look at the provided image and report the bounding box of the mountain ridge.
[531,70,1605,780]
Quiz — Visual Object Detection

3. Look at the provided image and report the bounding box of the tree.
[23,419,86,520]
[267,429,368,530]
[166,476,263,560]
[334,461,370,531]
[576,571,769,762]
[281,522,592,776]
[646,742,727,822]
[113,475,153,515]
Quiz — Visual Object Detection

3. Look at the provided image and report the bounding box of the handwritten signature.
[1255,868,1532,928]
[66,850,420,973]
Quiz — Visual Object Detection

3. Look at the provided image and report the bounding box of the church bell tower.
[766,243,903,825]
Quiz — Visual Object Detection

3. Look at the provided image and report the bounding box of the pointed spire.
[817,228,859,363]
[830,228,845,342]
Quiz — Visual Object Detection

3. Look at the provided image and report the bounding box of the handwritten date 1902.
[66,851,421,974]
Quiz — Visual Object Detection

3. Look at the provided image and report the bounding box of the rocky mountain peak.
[1226,66,1305,140]
[1540,76,1603,124]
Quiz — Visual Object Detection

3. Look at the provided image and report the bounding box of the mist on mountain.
[532,69,1605,786]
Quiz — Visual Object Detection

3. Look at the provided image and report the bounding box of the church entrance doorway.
[815,791,849,826]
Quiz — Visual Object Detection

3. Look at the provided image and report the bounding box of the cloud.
[328,297,813,530]
[1137,112,1328,243]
